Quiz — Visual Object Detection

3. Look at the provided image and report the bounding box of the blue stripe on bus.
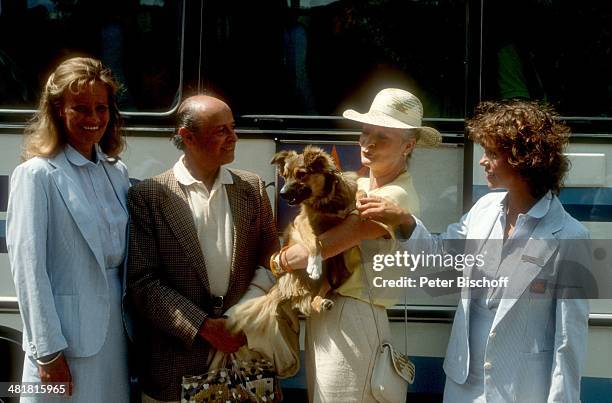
[582,377,612,403]
[281,353,611,401]
[0,175,8,212]
[408,356,446,394]
[279,352,307,390]
[0,220,5,253]
[406,357,612,401]
[473,186,612,222]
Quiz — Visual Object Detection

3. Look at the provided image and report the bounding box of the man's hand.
[37,353,73,396]
[199,317,246,353]
[357,196,416,238]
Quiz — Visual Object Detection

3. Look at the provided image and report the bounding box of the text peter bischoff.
[369,251,509,289]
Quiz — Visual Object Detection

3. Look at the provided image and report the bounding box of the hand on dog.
[199,317,247,353]
[357,196,414,233]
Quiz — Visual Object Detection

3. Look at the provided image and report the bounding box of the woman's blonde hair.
[23,57,123,161]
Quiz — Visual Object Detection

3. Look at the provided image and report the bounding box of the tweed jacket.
[126,167,278,401]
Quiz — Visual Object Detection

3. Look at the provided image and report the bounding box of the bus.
[1,1,611,401]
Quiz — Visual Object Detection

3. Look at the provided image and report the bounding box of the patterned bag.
[181,354,282,403]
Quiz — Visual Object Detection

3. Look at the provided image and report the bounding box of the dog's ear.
[310,155,331,174]
[303,147,335,174]
[271,150,297,173]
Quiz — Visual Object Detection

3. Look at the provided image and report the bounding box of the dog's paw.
[307,254,323,280]
[320,299,334,311]
[311,296,334,313]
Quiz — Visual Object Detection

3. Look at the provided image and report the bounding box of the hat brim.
[343,109,442,147]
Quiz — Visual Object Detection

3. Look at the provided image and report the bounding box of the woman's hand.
[357,196,416,237]
[283,244,309,271]
[37,353,73,396]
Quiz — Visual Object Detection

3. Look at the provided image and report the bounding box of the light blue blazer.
[408,192,590,403]
[7,148,130,359]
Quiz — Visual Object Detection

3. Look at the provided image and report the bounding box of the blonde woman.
[7,57,130,402]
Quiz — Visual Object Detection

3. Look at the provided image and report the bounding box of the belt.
[209,295,224,318]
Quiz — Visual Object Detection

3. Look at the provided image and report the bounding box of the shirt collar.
[526,191,553,219]
[173,155,234,187]
[498,190,552,219]
[65,144,104,167]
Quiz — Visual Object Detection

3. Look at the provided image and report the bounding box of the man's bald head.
[172,95,232,150]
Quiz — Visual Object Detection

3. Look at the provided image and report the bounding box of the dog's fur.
[228,146,358,334]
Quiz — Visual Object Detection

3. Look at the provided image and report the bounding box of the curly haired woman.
[359,100,591,403]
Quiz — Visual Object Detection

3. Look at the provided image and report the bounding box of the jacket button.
[483,362,493,370]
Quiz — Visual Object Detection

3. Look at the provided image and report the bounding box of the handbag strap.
[360,248,384,352]
[359,247,409,354]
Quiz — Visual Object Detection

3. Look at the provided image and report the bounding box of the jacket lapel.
[49,150,106,271]
[101,160,128,215]
[460,202,500,317]
[161,174,211,293]
[491,196,565,330]
[224,172,252,300]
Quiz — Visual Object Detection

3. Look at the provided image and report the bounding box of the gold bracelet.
[269,253,284,278]
[279,245,294,273]
[36,351,63,366]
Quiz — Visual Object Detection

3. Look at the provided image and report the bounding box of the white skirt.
[20,267,130,403]
[305,295,391,403]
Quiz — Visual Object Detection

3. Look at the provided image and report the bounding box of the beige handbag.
[370,342,415,403]
[362,252,415,403]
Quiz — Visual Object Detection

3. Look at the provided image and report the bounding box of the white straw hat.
[342,88,442,147]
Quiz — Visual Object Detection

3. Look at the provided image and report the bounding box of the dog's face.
[271,146,337,206]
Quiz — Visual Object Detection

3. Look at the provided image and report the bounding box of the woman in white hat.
[275,88,441,402]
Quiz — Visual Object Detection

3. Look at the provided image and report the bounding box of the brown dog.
[229,146,358,334]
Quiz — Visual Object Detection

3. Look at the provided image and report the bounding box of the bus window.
[482,0,612,117]
[202,0,466,118]
[0,0,182,112]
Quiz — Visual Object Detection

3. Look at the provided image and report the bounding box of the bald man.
[126,95,278,402]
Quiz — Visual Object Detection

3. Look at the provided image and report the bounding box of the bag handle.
[359,247,409,354]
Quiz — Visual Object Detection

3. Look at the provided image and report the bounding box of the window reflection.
[203,0,466,118]
[0,0,181,112]
[483,0,612,117]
